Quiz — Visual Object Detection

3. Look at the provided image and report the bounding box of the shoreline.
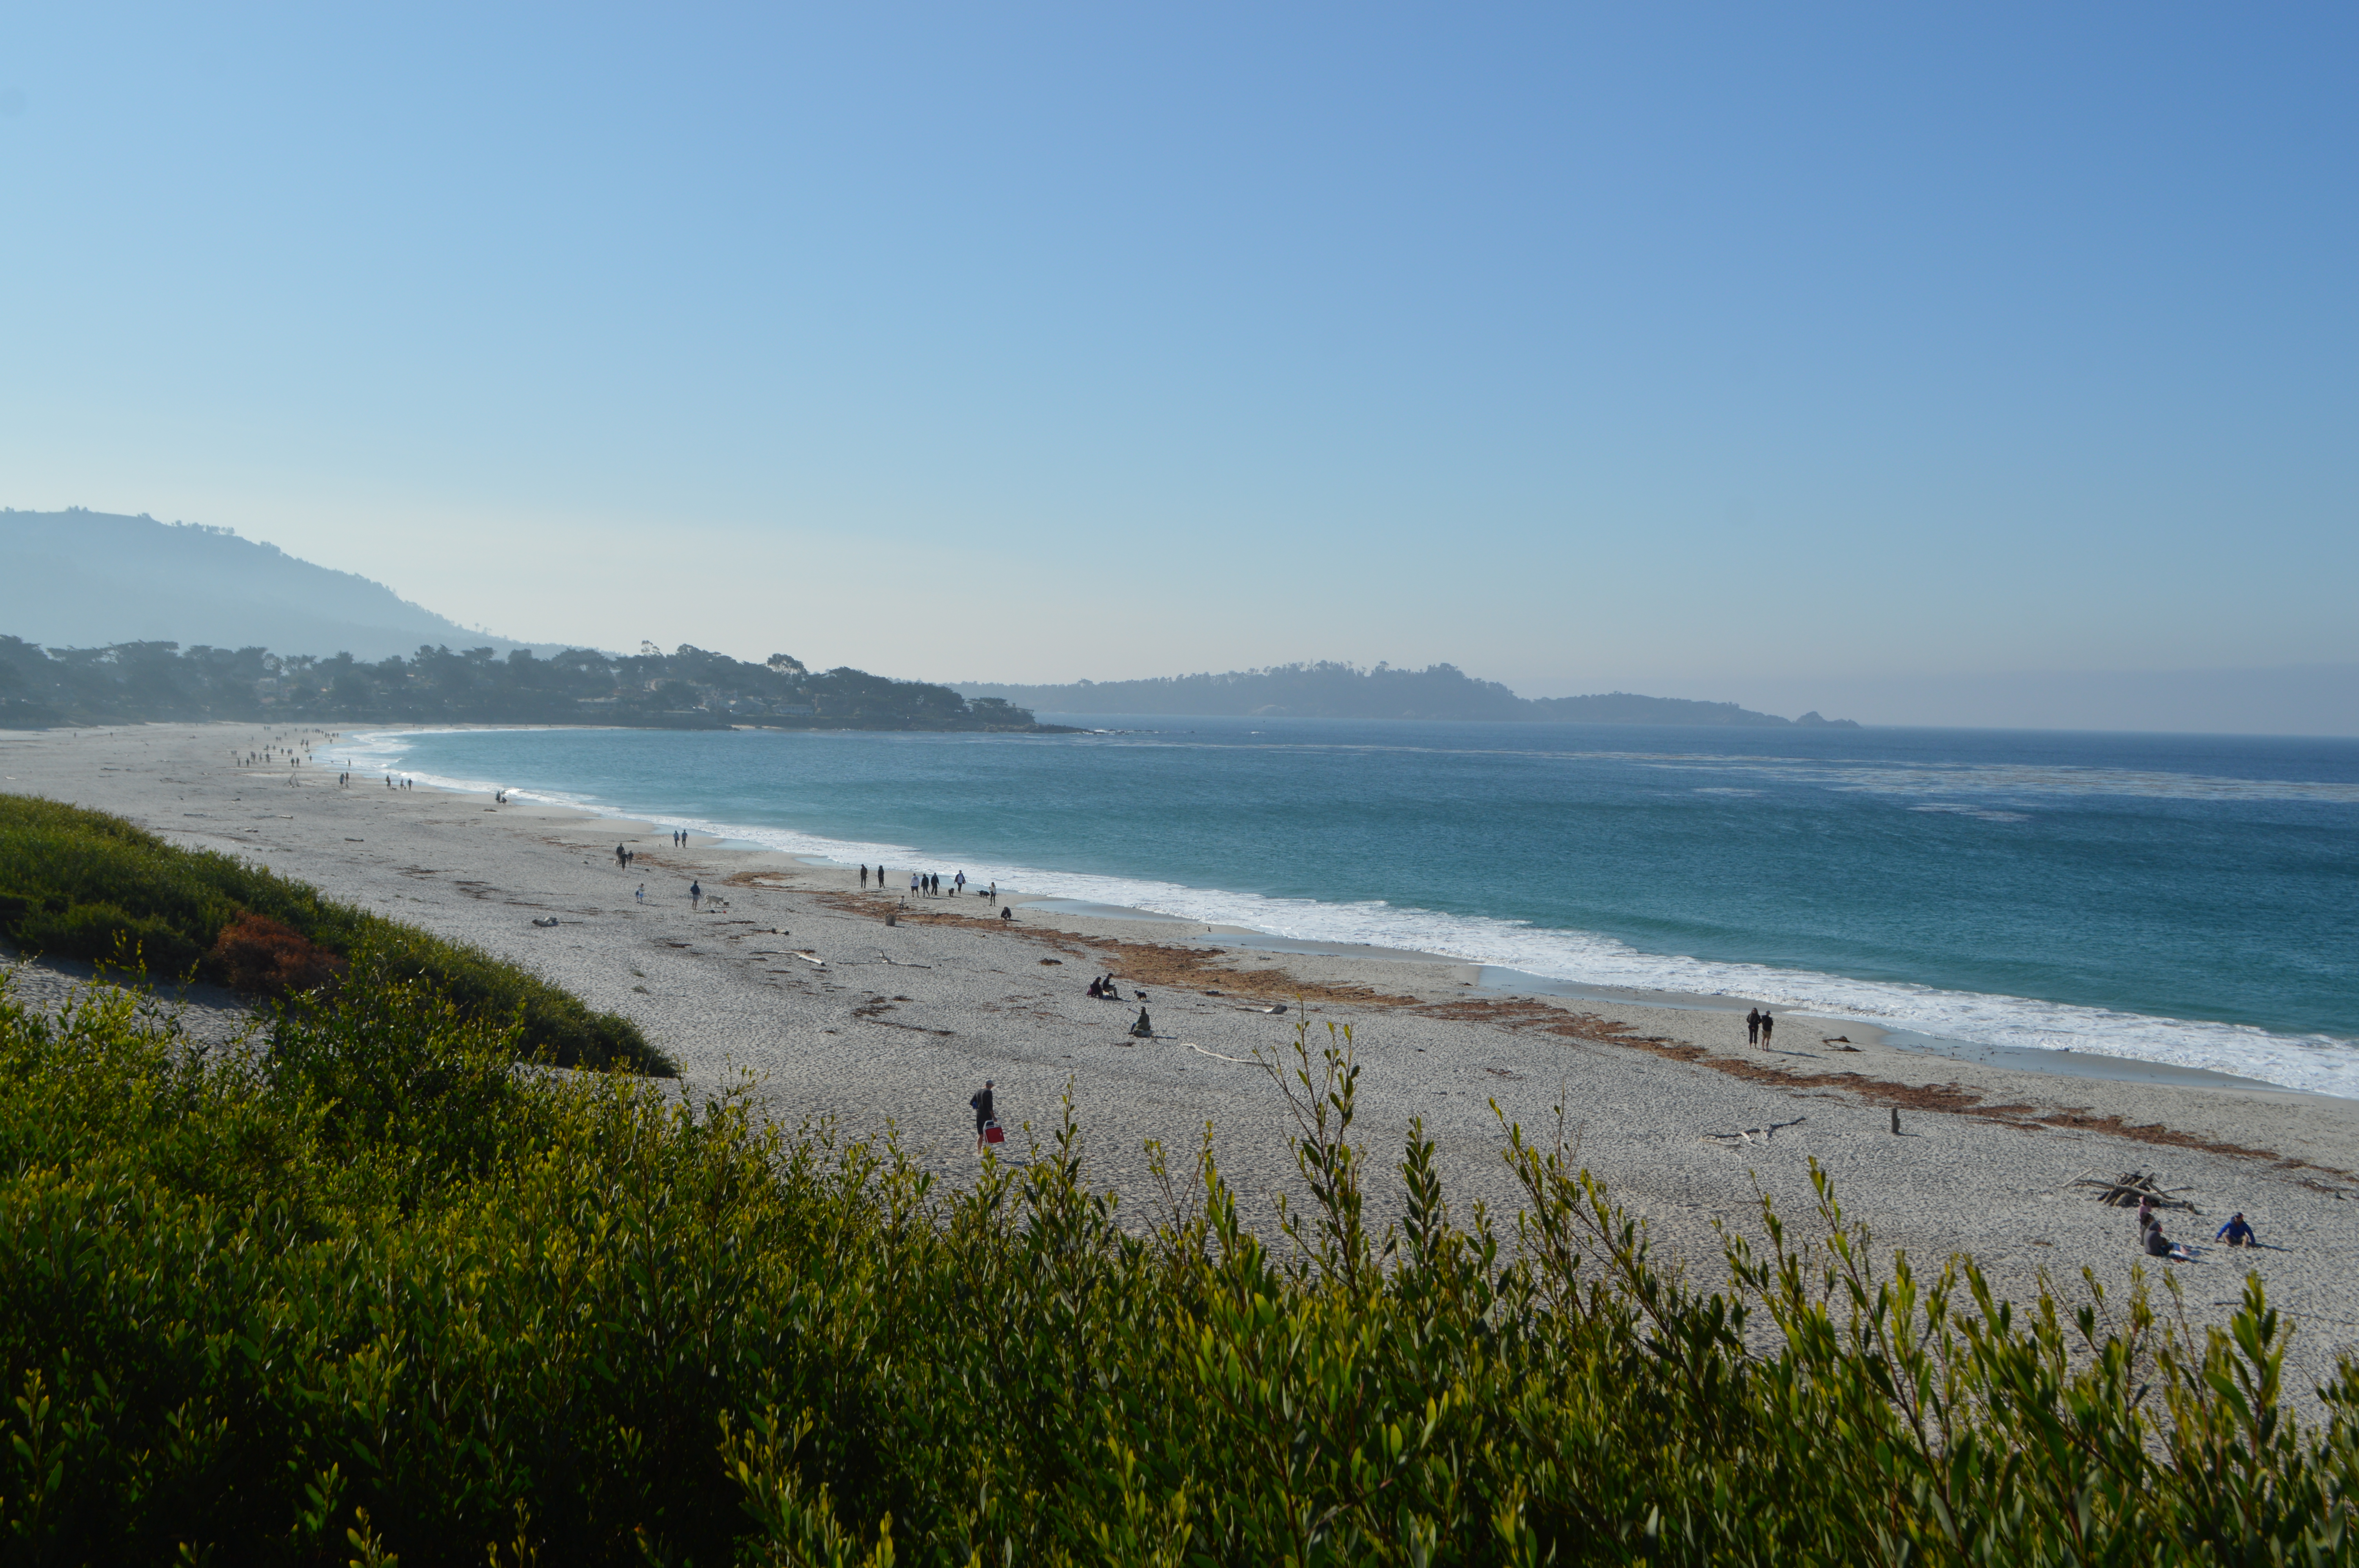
[340,721,2342,1103]
[7,720,2358,1374]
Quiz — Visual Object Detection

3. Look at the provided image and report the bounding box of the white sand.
[8,722,2357,1388]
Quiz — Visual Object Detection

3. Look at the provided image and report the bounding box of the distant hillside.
[0,637,1044,732]
[956,662,1858,727]
[0,508,560,662]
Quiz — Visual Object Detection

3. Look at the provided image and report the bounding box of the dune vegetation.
[0,793,665,1074]
[0,947,2351,1563]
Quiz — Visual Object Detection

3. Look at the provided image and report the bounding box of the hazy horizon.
[2,6,2351,732]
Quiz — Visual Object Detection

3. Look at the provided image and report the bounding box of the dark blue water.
[349,719,2359,1094]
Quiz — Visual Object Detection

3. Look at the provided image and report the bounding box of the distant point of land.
[956,662,1859,727]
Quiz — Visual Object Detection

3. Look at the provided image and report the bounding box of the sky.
[2,5,2354,727]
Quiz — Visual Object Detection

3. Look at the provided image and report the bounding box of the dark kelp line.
[0,793,668,1074]
[0,971,2352,1564]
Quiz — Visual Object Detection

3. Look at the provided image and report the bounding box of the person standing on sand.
[911,872,920,896]
[1745,1008,1761,1046]
[860,865,868,888]
[1759,1011,1775,1046]
[955,870,966,895]
[690,879,702,909]
[971,1079,995,1152]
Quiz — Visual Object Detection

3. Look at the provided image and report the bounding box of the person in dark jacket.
[971,1080,995,1152]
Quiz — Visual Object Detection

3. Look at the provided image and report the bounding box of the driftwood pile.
[2073,1169,2199,1215]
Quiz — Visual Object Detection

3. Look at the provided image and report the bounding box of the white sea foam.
[340,728,2359,1101]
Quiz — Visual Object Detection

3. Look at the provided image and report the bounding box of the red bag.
[983,1120,1005,1145]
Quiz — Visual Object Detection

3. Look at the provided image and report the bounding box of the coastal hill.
[0,637,1042,731]
[956,661,1859,727]
[0,508,556,662]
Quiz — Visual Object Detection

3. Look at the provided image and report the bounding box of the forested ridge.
[0,636,1042,731]
[959,660,1858,725]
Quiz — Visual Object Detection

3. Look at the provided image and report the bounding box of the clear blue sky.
[3,5,2352,719]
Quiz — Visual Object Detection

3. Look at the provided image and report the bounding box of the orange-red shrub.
[209,911,347,998]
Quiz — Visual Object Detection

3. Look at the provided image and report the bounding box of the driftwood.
[1187,1043,1255,1064]
[1703,1116,1807,1145]
[2073,1169,2199,1214]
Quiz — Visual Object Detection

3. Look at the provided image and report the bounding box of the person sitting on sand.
[2216,1212,2256,1247]
[2143,1220,2196,1262]
[1130,1007,1154,1038]
[1087,977,1103,998]
[1000,906,1012,922]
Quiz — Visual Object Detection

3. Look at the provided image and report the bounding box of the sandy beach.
[8,721,2358,1384]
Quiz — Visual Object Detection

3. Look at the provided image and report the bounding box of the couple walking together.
[1745,1007,1774,1047]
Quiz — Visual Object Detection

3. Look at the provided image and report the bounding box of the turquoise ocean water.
[341,719,2359,1097]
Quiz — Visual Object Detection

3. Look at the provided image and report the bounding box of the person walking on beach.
[1745,1008,1761,1046]
[1759,1010,1775,1047]
[636,883,645,902]
[954,870,966,895]
[970,1079,996,1152]
[859,865,868,888]
[910,872,920,896]
[616,844,628,869]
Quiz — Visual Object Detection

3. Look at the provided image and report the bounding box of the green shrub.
[14,899,204,978]
[0,972,2353,1565]
[0,792,668,1074]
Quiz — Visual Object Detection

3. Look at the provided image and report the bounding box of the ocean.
[338,718,2359,1098]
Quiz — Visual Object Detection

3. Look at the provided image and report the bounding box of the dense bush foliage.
[0,634,1038,730]
[0,794,666,1074]
[0,964,2351,1565]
